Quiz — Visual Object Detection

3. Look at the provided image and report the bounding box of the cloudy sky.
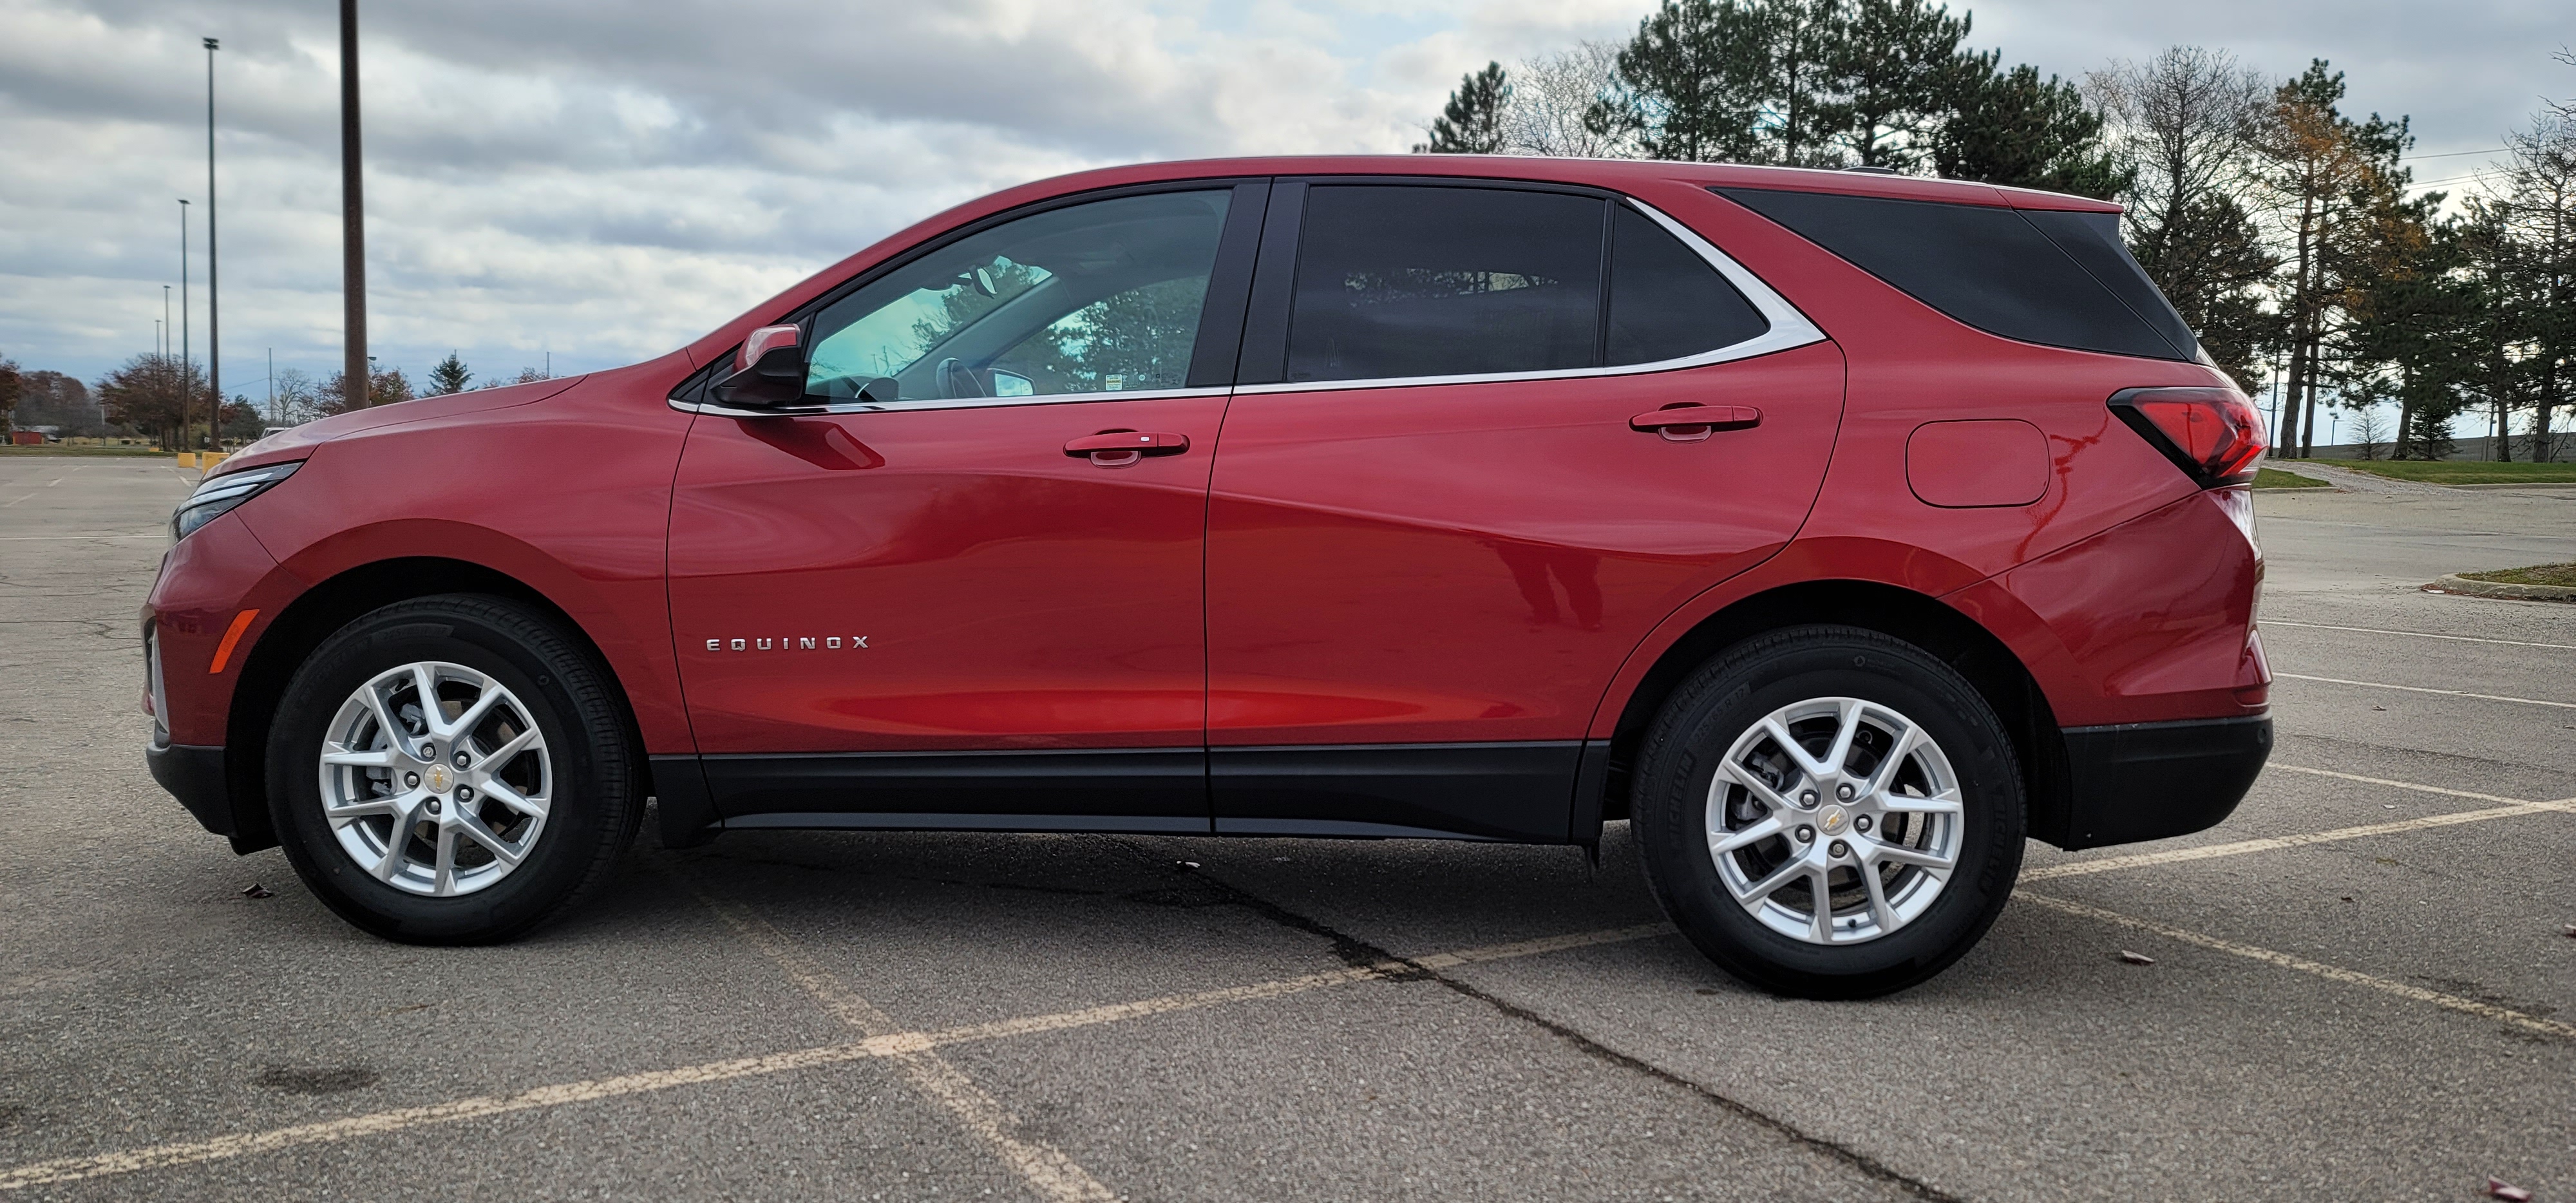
[1,0,2568,397]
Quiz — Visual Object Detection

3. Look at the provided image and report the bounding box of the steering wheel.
[936,357,989,399]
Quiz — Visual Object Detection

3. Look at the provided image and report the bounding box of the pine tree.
[1598,0,1768,163]
[2247,61,2425,458]
[427,352,473,396]
[1416,62,1511,154]
[1833,0,1976,170]
[1932,61,2128,199]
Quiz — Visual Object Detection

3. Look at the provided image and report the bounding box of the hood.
[220,375,587,471]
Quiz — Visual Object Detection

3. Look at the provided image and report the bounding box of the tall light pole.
[340,0,368,408]
[205,36,220,448]
[161,285,171,356]
[178,197,190,452]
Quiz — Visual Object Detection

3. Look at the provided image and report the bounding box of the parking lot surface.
[3,457,2571,1200]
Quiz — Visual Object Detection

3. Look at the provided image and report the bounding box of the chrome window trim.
[671,384,1234,421]
[1233,196,1827,397]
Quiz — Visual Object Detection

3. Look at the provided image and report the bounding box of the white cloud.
[0,0,2563,394]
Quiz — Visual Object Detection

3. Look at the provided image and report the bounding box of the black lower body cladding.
[2050,715,2271,849]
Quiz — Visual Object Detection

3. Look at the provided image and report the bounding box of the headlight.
[174,460,302,540]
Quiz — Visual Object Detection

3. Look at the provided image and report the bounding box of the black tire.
[1633,625,2024,999]
[266,595,641,943]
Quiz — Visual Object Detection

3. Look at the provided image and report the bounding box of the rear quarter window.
[1714,187,2197,362]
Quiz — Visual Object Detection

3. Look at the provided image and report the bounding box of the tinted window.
[1715,187,2195,361]
[1606,205,1769,365]
[2019,209,2200,359]
[1287,186,1605,383]
[805,189,1230,402]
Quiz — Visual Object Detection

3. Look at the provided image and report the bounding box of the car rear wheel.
[267,595,641,943]
[1633,625,2023,998]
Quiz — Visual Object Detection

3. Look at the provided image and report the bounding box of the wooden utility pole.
[205,37,220,448]
[340,0,368,407]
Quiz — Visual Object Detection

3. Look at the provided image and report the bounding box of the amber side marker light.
[208,609,260,674]
[2108,386,2268,488]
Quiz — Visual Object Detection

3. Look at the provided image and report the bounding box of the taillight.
[2108,386,2267,487]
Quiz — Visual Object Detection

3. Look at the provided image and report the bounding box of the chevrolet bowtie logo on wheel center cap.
[1819,806,1848,835]
[426,764,453,793]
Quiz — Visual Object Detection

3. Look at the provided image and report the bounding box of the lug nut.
[1829,839,1850,858]
[1795,824,1816,844]
[454,751,469,769]
[1798,790,1819,808]
[1854,815,1873,833]
[456,786,473,803]
[421,743,436,760]
[404,772,419,788]
[426,797,442,815]
[1835,782,1855,801]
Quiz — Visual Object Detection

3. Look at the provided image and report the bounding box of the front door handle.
[1065,430,1191,467]
[1629,404,1761,442]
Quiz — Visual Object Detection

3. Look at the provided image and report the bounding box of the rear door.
[1204,181,1844,840]
[667,182,1264,830]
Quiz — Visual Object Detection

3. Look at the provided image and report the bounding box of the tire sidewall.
[267,600,623,943]
[1637,629,2025,995]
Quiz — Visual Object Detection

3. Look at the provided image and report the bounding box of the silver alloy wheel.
[317,660,551,897]
[1704,696,1962,945]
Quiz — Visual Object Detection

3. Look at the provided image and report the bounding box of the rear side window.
[1287,185,1604,383]
[1607,205,1768,366]
[1714,187,2196,362]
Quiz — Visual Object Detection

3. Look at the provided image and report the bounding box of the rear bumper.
[148,741,233,837]
[2049,715,2271,849]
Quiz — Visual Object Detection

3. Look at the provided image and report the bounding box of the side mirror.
[712,325,806,408]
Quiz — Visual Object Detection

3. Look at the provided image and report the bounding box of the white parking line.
[2277,621,2576,649]
[2266,763,2573,809]
[2018,893,2576,1041]
[671,866,1118,1203]
[2271,672,2576,710]
[2023,802,2566,880]
[0,924,1669,1191]
[2026,764,2576,881]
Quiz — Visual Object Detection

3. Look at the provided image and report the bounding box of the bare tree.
[2349,399,2389,459]
[1502,42,1634,157]
[271,368,321,424]
[2086,47,2279,386]
[2087,48,2269,240]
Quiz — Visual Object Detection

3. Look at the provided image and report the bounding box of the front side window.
[804,189,1231,402]
[1286,185,1605,384]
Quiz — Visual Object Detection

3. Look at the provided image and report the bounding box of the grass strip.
[2333,460,2576,484]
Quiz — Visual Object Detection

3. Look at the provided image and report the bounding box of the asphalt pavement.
[1,456,2570,1201]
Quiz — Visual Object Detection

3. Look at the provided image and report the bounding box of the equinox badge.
[706,636,868,651]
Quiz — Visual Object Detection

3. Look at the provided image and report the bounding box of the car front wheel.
[266,595,641,943]
[1633,625,2025,998]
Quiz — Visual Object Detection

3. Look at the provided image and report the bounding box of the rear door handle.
[1629,404,1761,442]
[1065,430,1190,467]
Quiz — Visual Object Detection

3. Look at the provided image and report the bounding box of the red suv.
[146,157,2269,997]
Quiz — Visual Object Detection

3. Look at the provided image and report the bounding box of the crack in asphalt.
[1092,835,1963,1203]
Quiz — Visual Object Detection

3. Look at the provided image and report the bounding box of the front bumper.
[148,741,233,837]
[2051,715,2272,849]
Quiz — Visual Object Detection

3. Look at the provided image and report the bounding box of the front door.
[1205,182,1845,840]
[668,185,1261,829]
